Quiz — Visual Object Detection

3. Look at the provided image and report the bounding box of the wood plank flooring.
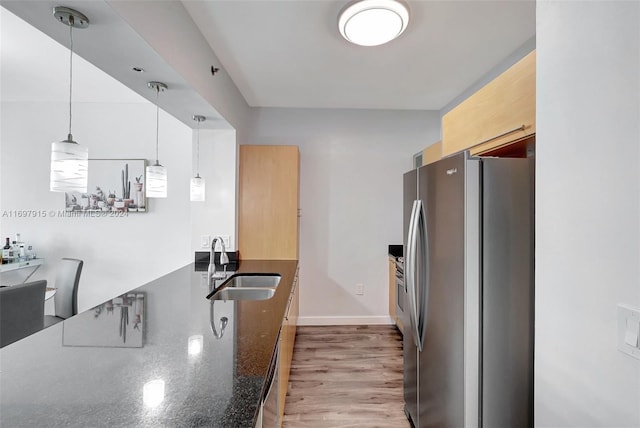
[282,325,411,428]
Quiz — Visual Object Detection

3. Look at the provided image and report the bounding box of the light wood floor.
[282,325,411,428]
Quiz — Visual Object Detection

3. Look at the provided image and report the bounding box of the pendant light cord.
[196,120,200,176]
[67,18,74,140]
[155,87,160,165]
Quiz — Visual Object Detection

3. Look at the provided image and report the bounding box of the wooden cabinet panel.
[278,272,299,426]
[278,318,289,425]
[289,272,299,329]
[421,141,442,166]
[239,146,300,260]
[389,258,396,322]
[442,50,536,157]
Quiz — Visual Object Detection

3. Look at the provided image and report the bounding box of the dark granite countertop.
[0,259,298,428]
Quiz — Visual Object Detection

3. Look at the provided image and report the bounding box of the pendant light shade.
[190,175,205,201]
[190,115,206,202]
[50,7,89,192]
[50,137,88,192]
[146,163,168,198]
[146,81,168,198]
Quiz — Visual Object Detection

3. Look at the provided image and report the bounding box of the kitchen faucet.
[208,236,230,286]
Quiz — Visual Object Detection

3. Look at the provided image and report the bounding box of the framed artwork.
[64,159,147,213]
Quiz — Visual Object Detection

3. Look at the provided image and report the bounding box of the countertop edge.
[219,259,299,427]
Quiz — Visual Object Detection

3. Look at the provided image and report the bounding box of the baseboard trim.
[297,315,394,326]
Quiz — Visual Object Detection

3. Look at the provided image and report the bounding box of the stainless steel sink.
[206,273,281,301]
[221,274,281,289]
[209,287,276,301]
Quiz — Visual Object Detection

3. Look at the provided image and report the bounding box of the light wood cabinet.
[239,146,300,260]
[278,270,299,425]
[421,141,442,166]
[442,50,536,157]
[389,257,397,323]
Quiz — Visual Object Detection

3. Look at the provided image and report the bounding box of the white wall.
[0,9,241,312]
[1,8,195,311]
[536,1,640,426]
[0,101,193,312]
[247,107,440,324]
[190,129,238,253]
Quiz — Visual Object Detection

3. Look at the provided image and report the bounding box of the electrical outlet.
[356,283,364,295]
[200,235,210,249]
[213,235,231,251]
[618,304,640,360]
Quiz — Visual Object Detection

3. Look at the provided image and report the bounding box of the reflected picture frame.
[62,292,146,348]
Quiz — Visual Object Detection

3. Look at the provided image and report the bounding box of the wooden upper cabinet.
[442,50,536,157]
[238,145,300,260]
[421,141,442,166]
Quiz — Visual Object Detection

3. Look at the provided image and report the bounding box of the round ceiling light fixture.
[338,0,409,47]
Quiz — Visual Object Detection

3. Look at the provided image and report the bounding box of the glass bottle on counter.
[18,243,26,261]
[11,240,19,262]
[2,237,11,264]
[13,234,25,262]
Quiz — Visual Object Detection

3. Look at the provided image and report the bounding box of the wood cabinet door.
[290,274,299,329]
[389,258,396,321]
[421,141,442,166]
[278,275,298,425]
[239,145,300,260]
[442,50,536,157]
[278,316,290,426]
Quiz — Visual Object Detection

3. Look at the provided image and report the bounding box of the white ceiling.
[2,0,535,125]
[1,7,145,104]
[1,0,231,129]
[182,0,536,110]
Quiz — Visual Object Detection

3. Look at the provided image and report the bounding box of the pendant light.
[190,115,206,202]
[50,7,89,192]
[146,81,168,198]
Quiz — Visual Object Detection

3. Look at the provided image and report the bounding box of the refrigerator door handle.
[406,200,422,351]
[416,199,429,351]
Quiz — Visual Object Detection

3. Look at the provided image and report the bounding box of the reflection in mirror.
[209,300,229,339]
[62,292,145,348]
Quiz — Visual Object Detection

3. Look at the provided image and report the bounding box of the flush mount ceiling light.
[146,81,168,198]
[338,0,409,46]
[50,6,89,192]
[190,115,206,202]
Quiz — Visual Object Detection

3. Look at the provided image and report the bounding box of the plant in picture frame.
[64,159,148,213]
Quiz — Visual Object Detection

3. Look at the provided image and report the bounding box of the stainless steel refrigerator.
[402,152,534,428]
